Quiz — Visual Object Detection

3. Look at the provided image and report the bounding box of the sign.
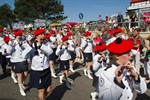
[79,13,84,20]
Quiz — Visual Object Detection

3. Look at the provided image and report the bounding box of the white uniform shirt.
[68,39,76,52]
[1,41,12,58]
[50,36,57,48]
[10,39,32,62]
[56,45,71,61]
[81,39,94,53]
[31,42,53,71]
[98,64,147,100]
[0,36,4,52]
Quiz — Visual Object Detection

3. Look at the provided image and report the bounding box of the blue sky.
[0,0,130,22]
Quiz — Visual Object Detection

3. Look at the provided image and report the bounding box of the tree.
[0,4,15,28]
[14,0,67,23]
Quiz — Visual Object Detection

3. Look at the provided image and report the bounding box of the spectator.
[117,12,124,27]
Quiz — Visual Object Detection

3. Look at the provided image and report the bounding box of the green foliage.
[14,0,67,23]
[78,26,85,33]
[0,4,15,28]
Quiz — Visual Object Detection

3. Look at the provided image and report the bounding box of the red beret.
[0,28,3,33]
[95,43,107,51]
[34,29,45,36]
[107,38,133,54]
[61,35,68,41]
[3,36,10,43]
[85,31,91,37]
[44,33,51,39]
[50,30,55,35]
[14,30,23,36]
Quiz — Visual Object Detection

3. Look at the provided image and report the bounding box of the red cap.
[14,30,23,36]
[34,29,45,36]
[61,35,68,41]
[107,38,133,54]
[44,33,51,39]
[50,30,55,35]
[0,28,3,33]
[95,43,107,51]
[3,36,10,43]
[85,31,91,37]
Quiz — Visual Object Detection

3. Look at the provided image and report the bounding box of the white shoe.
[87,74,93,80]
[87,70,93,79]
[69,67,75,73]
[59,75,64,84]
[83,69,87,76]
[11,74,18,84]
[91,92,98,100]
[51,73,57,78]
[20,89,26,96]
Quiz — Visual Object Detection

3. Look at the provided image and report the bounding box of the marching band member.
[49,30,57,78]
[91,42,107,100]
[29,29,53,100]
[81,31,95,79]
[10,29,32,96]
[2,36,17,83]
[0,28,7,74]
[98,37,147,100]
[56,34,72,89]
[67,32,76,73]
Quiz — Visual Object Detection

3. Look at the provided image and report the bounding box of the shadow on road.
[68,72,81,81]
[46,83,67,100]
[0,72,10,80]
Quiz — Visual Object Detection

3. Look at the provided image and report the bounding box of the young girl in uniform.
[29,29,53,100]
[49,30,57,78]
[56,34,72,89]
[2,36,17,83]
[91,42,107,100]
[81,31,95,79]
[10,29,32,96]
[67,32,76,73]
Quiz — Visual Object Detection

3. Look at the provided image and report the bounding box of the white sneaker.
[20,89,26,96]
[87,74,93,80]
[59,75,64,84]
[51,73,57,78]
[69,67,75,73]
[11,74,18,84]
[83,69,87,76]
[87,70,93,79]
[91,92,98,100]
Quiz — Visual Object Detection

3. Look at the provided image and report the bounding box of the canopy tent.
[65,22,78,26]
[49,23,62,27]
